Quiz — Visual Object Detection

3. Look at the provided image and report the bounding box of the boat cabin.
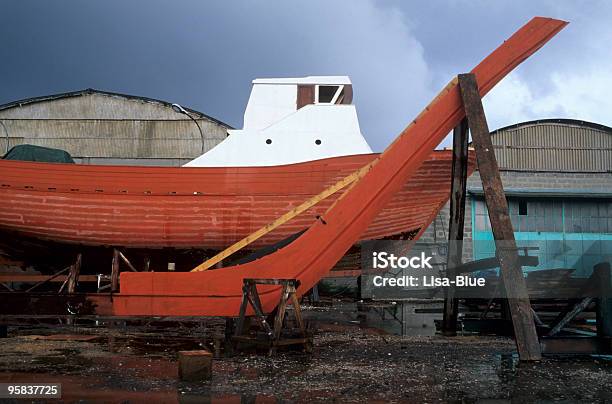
[184,76,372,167]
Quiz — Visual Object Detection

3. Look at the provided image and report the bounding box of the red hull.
[0,152,469,249]
[114,17,567,317]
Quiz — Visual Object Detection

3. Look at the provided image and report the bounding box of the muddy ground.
[0,302,610,403]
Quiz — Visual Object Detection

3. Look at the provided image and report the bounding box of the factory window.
[564,200,612,233]
[476,198,612,233]
[474,198,566,233]
[518,200,528,215]
[473,197,612,277]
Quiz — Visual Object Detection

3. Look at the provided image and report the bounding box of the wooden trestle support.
[232,278,312,356]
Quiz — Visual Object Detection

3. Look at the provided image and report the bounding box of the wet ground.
[0,302,611,403]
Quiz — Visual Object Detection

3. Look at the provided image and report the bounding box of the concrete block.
[178,350,213,381]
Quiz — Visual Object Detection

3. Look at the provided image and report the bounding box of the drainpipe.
[171,103,205,154]
[0,121,8,154]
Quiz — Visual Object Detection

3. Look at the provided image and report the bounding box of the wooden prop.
[458,73,541,361]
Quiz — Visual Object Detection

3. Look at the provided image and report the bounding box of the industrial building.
[360,118,612,305]
[0,89,230,166]
[419,118,612,278]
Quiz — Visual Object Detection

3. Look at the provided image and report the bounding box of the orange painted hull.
[0,151,468,249]
[114,17,567,317]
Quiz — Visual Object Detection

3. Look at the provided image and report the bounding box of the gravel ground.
[0,305,610,403]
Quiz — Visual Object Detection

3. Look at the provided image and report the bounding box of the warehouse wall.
[0,90,230,165]
[416,119,612,278]
[490,119,612,172]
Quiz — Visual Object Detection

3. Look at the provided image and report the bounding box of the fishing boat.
[112,17,568,317]
[0,78,470,252]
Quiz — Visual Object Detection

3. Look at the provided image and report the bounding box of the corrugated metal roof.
[486,119,612,172]
[0,88,232,128]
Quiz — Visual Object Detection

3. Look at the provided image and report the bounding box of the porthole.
[266,139,272,145]
[315,139,322,145]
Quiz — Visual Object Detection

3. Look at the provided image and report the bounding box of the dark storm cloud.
[1,1,611,151]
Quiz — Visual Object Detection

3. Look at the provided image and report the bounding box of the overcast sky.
[1,1,611,151]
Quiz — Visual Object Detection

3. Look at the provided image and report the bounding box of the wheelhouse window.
[316,85,339,103]
[297,84,353,109]
[315,85,353,105]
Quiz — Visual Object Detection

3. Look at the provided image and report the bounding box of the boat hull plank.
[0,152,468,248]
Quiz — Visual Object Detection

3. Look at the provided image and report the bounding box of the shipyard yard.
[2,2,612,403]
[2,302,611,403]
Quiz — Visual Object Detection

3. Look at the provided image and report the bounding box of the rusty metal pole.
[442,118,469,336]
[458,73,541,361]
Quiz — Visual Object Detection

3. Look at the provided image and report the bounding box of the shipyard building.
[419,119,612,278]
[0,89,230,166]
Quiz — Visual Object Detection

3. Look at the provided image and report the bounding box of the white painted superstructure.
[184,76,373,167]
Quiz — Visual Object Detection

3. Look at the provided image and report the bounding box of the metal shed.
[0,89,231,166]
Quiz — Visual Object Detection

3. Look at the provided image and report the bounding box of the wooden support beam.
[595,262,612,337]
[531,308,544,327]
[548,297,594,336]
[540,336,612,355]
[291,292,306,333]
[0,274,98,283]
[25,265,71,292]
[272,284,290,341]
[58,276,69,294]
[458,73,541,361]
[118,251,138,272]
[111,248,120,292]
[191,161,375,272]
[547,266,600,335]
[233,278,309,355]
[235,284,250,337]
[0,283,13,292]
[442,118,469,336]
[245,283,273,336]
[67,253,82,294]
